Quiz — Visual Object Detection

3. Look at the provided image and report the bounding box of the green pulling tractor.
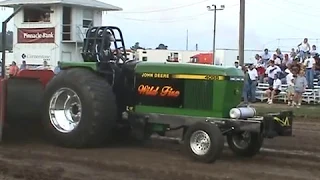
[1,26,293,163]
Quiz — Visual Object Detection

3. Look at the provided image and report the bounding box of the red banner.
[17,28,55,43]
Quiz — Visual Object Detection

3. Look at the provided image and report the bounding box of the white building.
[134,49,271,66]
[0,0,122,68]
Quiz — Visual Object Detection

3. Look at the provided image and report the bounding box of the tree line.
[0,31,13,52]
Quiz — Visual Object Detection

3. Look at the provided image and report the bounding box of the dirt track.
[0,118,319,180]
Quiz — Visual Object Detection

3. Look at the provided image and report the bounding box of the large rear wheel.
[42,68,117,148]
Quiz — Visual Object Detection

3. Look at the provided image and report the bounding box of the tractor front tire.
[42,68,117,148]
[184,122,224,163]
[226,132,264,157]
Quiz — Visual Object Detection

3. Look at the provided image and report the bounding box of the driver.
[102,32,116,61]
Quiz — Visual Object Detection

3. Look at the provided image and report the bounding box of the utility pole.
[207,4,225,65]
[239,0,245,66]
[186,29,189,50]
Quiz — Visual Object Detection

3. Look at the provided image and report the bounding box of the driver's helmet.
[106,31,115,42]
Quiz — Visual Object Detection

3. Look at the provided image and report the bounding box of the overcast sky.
[1,0,320,52]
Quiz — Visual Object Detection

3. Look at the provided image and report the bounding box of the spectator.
[35,60,50,70]
[247,64,258,103]
[20,60,27,70]
[285,68,295,106]
[311,45,317,57]
[261,48,271,65]
[293,70,307,108]
[242,66,250,104]
[265,60,281,87]
[9,61,19,77]
[297,38,311,61]
[255,54,266,83]
[290,57,302,75]
[303,52,315,89]
[234,60,242,69]
[266,73,282,104]
[290,48,296,60]
[314,54,320,86]
[281,54,291,71]
[54,61,61,75]
[275,48,283,60]
[271,54,281,66]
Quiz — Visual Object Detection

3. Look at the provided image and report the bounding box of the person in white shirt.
[234,60,242,69]
[271,54,281,66]
[303,52,315,89]
[247,64,258,103]
[35,60,50,70]
[266,73,282,104]
[297,38,310,61]
[310,45,317,57]
[265,60,281,87]
[285,68,295,106]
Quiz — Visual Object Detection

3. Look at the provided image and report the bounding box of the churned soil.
[0,118,319,180]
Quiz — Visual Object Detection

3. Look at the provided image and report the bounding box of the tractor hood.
[134,62,244,78]
[134,62,245,118]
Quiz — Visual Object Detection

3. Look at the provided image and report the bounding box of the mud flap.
[3,77,44,141]
[262,110,293,138]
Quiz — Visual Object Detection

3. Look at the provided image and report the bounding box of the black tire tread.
[42,68,117,148]
[184,122,224,163]
[226,132,263,157]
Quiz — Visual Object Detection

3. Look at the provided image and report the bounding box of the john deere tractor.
[2,26,293,163]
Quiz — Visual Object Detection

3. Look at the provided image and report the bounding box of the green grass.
[252,103,320,119]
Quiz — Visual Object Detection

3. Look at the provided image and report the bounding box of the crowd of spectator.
[241,38,320,108]
[6,60,61,77]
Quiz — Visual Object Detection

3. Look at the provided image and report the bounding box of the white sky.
[1,0,320,52]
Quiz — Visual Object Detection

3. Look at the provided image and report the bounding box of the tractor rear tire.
[226,132,264,157]
[42,68,117,148]
[184,122,224,163]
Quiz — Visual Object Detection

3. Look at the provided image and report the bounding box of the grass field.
[253,103,319,119]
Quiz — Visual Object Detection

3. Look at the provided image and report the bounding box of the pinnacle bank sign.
[17,28,55,43]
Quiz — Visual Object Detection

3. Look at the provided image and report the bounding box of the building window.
[23,6,51,22]
[83,10,93,28]
[142,57,147,61]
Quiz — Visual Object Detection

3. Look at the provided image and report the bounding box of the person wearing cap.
[265,60,281,87]
[234,60,242,69]
[285,68,295,106]
[303,52,315,89]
